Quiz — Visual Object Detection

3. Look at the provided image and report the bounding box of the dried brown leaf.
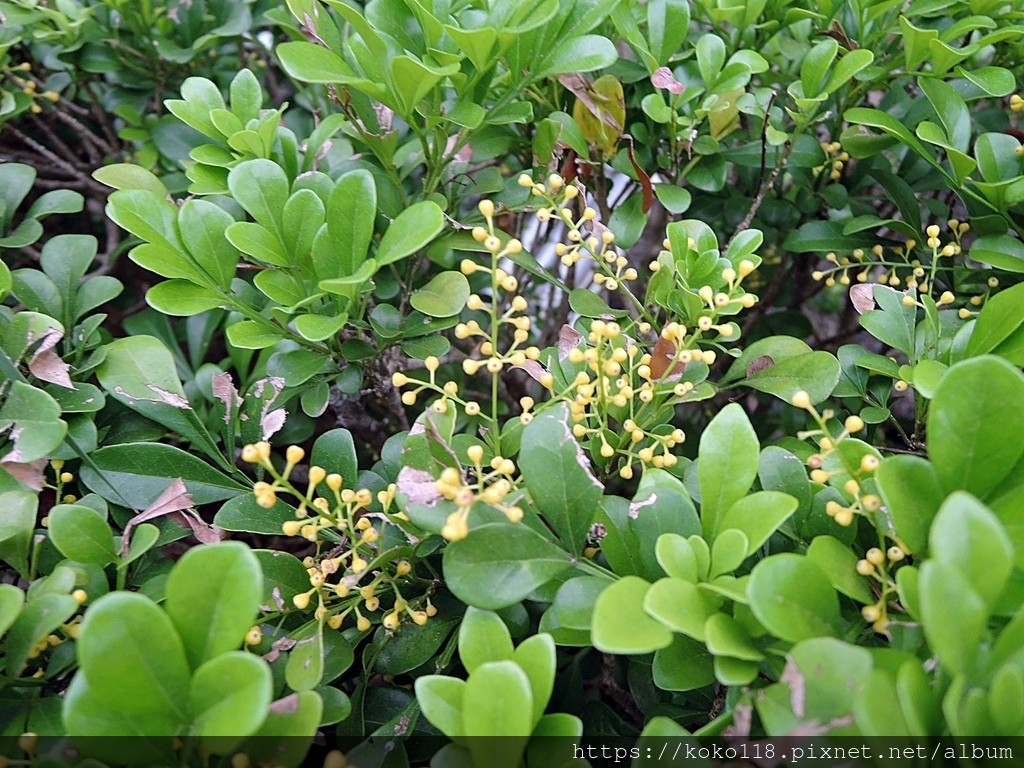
[28,328,73,389]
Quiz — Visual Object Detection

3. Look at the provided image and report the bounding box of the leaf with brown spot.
[746,356,775,377]
[121,478,196,556]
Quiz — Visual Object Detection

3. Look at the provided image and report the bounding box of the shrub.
[2,0,1024,763]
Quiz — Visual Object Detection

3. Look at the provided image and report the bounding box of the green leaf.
[294,313,348,342]
[105,189,186,255]
[875,455,944,555]
[519,405,603,553]
[928,356,1024,499]
[286,622,325,692]
[147,281,225,316]
[226,222,289,267]
[629,470,700,578]
[93,164,169,195]
[459,608,514,674]
[511,633,556,727]
[47,504,117,565]
[226,321,286,349]
[96,336,224,466]
[165,542,263,669]
[741,350,840,404]
[311,429,358,495]
[954,66,1015,97]
[75,592,190,722]
[462,662,532,768]
[698,403,759,538]
[654,184,691,214]
[705,613,763,661]
[0,492,35,581]
[179,199,239,289]
[709,528,748,577]
[533,35,618,79]
[643,577,719,641]
[248,691,322,768]
[410,271,470,317]
[314,170,376,280]
[920,78,970,152]
[0,584,25,640]
[5,594,77,677]
[190,652,272,745]
[747,553,842,643]
[568,288,621,318]
[376,201,445,266]
[718,491,798,556]
[822,49,873,95]
[652,635,716,692]
[860,285,917,356]
[967,282,1024,364]
[415,675,466,738]
[806,536,873,603]
[0,382,66,463]
[592,576,674,653]
[929,491,1013,608]
[79,443,246,509]
[969,235,1024,273]
[215,494,296,535]
[227,160,289,242]
[444,523,575,610]
[801,38,838,96]
[919,561,986,675]
[655,534,699,583]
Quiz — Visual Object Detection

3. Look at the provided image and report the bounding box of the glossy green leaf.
[519,405,603,554]
[376,201,445,266]
[593,576,674,653]
[0,491,39,580]
[806,536,873,603]
[919,561,986,675]
[47,504,117,565]
[929,491,1013,608]
[190,652,272,742]
[698,403,759,538]
[875,455,945,555]
[165,542,263,669]
[79,443,246,509]
[410,271,470,317]
[443,523,575,610]
[928,356,1024,498]
[0,382,66,463]
[748,553,842,642]
[5,594,77,677]
[644,577,719,641]
[146,281,225,316]
[459,608,514,673]
[415,675,466,738]
[967,282,1024,365]
[718,491,798,556]
[75,592,190,721]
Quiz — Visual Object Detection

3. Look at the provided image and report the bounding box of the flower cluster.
[434,445,524,541]
[814,140,849,182]
[241,443,435,633]
[791,391,911,635]
[810,220,969,302]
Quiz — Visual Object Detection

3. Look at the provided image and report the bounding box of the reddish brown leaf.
[649,335,686,381]
[623,135,654,213]
[28,328,73,389]
[651,67,685,94]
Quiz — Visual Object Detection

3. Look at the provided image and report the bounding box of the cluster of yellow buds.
[811,220,967,297]
[791,391,884,528]
[960,275,999,320]
[520,174,643,296]
[2,64,60,114]
[242,442,432,634]
[814,141,849,181]
[435,445,524,541]
[855,544,908,634]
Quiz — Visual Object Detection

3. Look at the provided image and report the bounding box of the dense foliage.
[2,0,1024,764]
